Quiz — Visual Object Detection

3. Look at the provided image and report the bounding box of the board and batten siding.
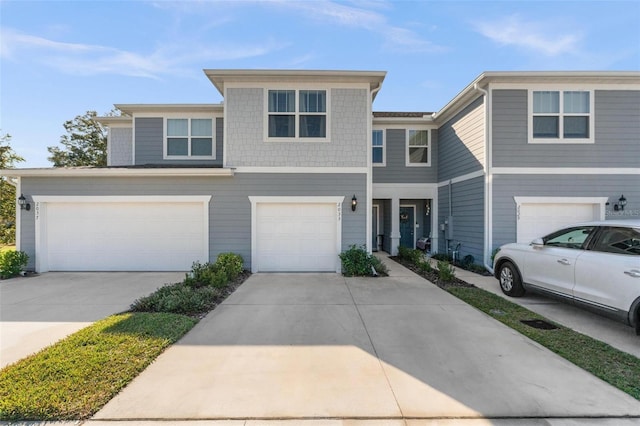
[492,89,640,168]
[225,88,369,167]
[437,175,484,263]
[437,96,485,182]
[134,117,223,166]
[19,173,366,271]
[372,129,438,183]
[108,127,133,166]
[492,174,640,251]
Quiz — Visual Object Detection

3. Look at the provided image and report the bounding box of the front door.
[399,206,415,249]
[372,205,379,251]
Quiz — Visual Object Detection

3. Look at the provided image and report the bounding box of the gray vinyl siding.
[372,129,438,183]
[108,128,133,166]
[19,173,366,271]
[492,174,640,251]
[437,96,485,182]
[492,89,640,167]
[437,175,484,263]
[134,117,223,166]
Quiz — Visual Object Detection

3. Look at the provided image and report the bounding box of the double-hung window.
[531,90,592,143]
[406,129,430,166]
[267,89,328,140]
[372,129,385,166]
[166,118,214,158]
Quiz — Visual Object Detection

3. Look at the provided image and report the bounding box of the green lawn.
[0,312,197,420]
[448,286,640,400]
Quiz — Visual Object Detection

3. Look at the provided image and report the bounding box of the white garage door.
[516,201,602,244]
[38,197,209,271]
[255,203,339,272]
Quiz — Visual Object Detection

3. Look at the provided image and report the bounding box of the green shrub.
[468,263,489,274]
[431,253,452,262]
[397,246,424,265]
[0,250,28,279]
[131,283,222,315]
[491,247,500,263]
[339,245,386,276]
[215,252,243,281]
[417,259,433,273]
[437,260,456,282]
[185,261,228,289]
[461,254,475,267]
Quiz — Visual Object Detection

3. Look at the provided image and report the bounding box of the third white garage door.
[515,197,606,243]
[253,201,341,272]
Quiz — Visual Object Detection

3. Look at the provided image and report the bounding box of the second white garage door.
[34,196,210,272]
[253,200,341,272]
[515,197,606,243]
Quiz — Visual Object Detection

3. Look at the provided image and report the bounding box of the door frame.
[399,204,416,249]
[372,204,379,251]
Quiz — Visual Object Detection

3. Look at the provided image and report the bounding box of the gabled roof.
[204,69,386,100]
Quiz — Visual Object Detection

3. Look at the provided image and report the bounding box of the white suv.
[493,219,640,335]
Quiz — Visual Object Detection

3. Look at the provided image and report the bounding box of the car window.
[544,226,594,249]
[591,227,640,256]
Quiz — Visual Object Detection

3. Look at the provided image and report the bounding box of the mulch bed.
[389,256,475,289]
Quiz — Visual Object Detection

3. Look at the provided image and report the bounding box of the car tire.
[498,261,525,297]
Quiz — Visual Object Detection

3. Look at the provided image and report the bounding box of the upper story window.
[372,129,385,166]
[266,89,328,141]
[530,90,593,143]
[406,129,430,166]
[165,118,214,158]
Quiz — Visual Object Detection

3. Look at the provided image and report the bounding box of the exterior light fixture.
[351,195,357,212]
[614,194,627,211]
[18,194,31,211]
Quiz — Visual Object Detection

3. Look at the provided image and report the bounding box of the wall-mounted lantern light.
[18,194,31,211]
[351,195,358,212]
[614,194,627,211]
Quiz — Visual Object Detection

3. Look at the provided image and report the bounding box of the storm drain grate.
[520,319,558,330]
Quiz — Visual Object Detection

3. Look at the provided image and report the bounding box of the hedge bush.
[130,283,222,315]
[339,245,388,277]
[0,250,28,279]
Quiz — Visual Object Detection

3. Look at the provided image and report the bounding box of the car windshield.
[543,226,594,249]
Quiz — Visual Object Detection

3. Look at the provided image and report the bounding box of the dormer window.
[165,118,214,158]
[266,89,329,141]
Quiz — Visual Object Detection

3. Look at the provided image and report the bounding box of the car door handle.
[624,269,640,278]
[557,259,571,266]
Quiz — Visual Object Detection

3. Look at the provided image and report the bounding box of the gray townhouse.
[3,69,639,273]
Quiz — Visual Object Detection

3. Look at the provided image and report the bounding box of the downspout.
[474,83,494,274]
[367,82,382,253]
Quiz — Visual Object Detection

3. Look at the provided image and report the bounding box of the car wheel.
[498,261,525,297]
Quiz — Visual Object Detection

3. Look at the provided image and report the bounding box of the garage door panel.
[44,201,207,271]
[517,203,599,244]
[255,202,338,272]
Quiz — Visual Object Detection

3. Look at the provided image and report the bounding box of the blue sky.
[1,0,639,167]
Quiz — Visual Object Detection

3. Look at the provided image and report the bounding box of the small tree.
[0,131,25,244]
[47,110,112,167]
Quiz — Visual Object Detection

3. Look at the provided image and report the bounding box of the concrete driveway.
[0,272,184,368]
[95,261,640,422]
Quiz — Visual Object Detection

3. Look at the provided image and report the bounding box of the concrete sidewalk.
[93,259,640,422]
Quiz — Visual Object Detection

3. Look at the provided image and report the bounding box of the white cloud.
[0,28,285,79]
[474,15,582,56]
[269,0,444,53]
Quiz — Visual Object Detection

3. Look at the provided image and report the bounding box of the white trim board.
[373,183,437,199]
[234,167,368,174]
[493,168,640,175]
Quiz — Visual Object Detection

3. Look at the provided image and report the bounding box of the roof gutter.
[0,168,235,178]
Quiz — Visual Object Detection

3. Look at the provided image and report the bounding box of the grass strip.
[0,312,197,420]
[447,286,640,400]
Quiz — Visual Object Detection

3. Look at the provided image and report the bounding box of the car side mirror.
[531,238,544,247]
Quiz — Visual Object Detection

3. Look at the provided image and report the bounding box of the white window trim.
[405,128,431,167]
[528,89,595,144]
[372,127,386,167]
[163,115,216,160]
[263,88,332,143]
